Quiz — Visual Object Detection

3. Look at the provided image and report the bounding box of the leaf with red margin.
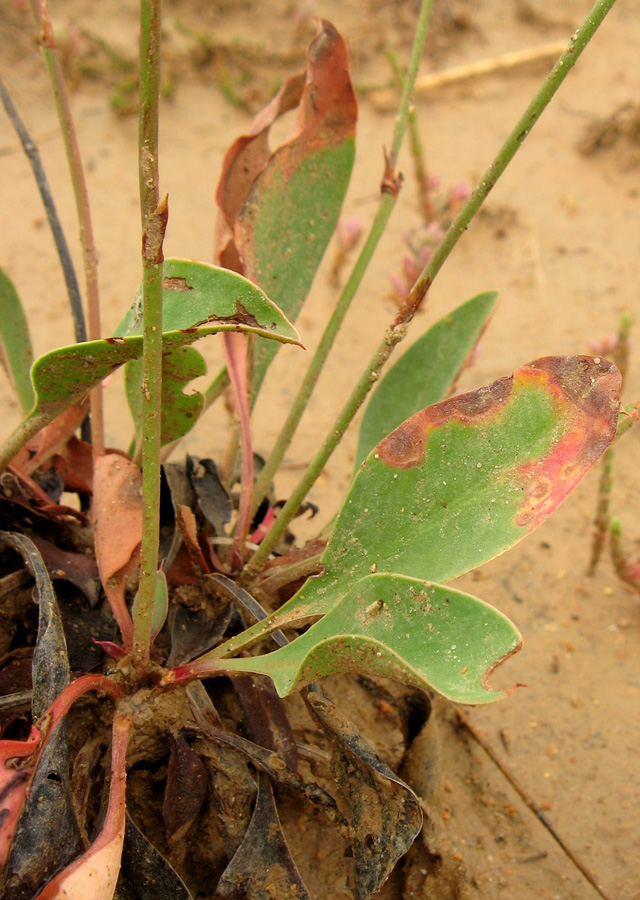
[33,712,130,900]
[185,356,620,666]
[93,455,143,651]
[215,73,306,272]
[269,356,621,623]
[219,20,357,395]
[0,727,41,868]
[22,402,89,476]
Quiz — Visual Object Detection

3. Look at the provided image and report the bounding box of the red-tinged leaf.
[22,402,89,476]
[215,72,306,271]
[189,357,621,664]
[54,437,93,494]
[281,357,623,621]
[93,455,143,651]
[0,727,40,868]
[34,712,130,900]
[222,332,253,556]
[215,20,357,395]
[162,734,208,844]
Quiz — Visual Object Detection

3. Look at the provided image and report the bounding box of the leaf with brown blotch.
[93,455,143,651]
[214,20,357,396]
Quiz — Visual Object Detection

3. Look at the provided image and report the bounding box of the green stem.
[246,0,618,574]
[29,0,104,453]
[132,0,166,668]
[250,0,434,517]
[387,50,434,223]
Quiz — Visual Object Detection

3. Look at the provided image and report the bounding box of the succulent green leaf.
[148,570,169,644]
[126,346,206,446]
[355,291,498,470]
[217,574,522,704]
[0,260,299,467]
[0,268,35,415]
[114,258,300,342]
[235,21,357,395]
[259,357,621,627]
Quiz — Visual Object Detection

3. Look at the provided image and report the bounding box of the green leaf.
[355,291,498,470]
[0,268,35,415]
[126,346,206,446]
[216,574,522,704]
[114,258,300,341]
[235,21,357,395]
[232,357,621,642]
[0,261,299,469]
[138,569,168,645]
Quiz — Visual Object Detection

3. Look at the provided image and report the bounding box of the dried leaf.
[29,535,100,606]
[162,734,208,844]
[305,685,422,899]
[216,772,311,900]
[185,457,232,535]
[166,603,232,667]
[114,814,193,900]
[93,454,143,651]
[234,675,298,772]
[0,534,83,898]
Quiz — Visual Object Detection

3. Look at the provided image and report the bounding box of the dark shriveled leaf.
[114,814,193,900]
[216,772,311,900]
[0,533,82,899]
[162,734,208,844]
[305,684,422,900]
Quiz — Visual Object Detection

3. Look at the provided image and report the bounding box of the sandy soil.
[1,0,639,897]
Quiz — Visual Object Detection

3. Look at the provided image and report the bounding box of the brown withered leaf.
[304,684,422,900]
[93,454,142,650]
[0,533,83,900]
[216,772,311,900]
[234,675,298,773]
[214,72,306,271]
[162,733,209,844]
[114,813,193,900]
[166,602,232,668]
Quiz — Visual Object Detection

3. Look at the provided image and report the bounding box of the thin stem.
[132,0,166,668]
[386,50,434,223]
[30,0,104,454]
[0,77,87,344]
[250,0,434,517]
[246,0,618,573]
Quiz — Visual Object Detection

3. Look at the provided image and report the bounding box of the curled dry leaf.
[216,772,311,900]
[93,454,143,651]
